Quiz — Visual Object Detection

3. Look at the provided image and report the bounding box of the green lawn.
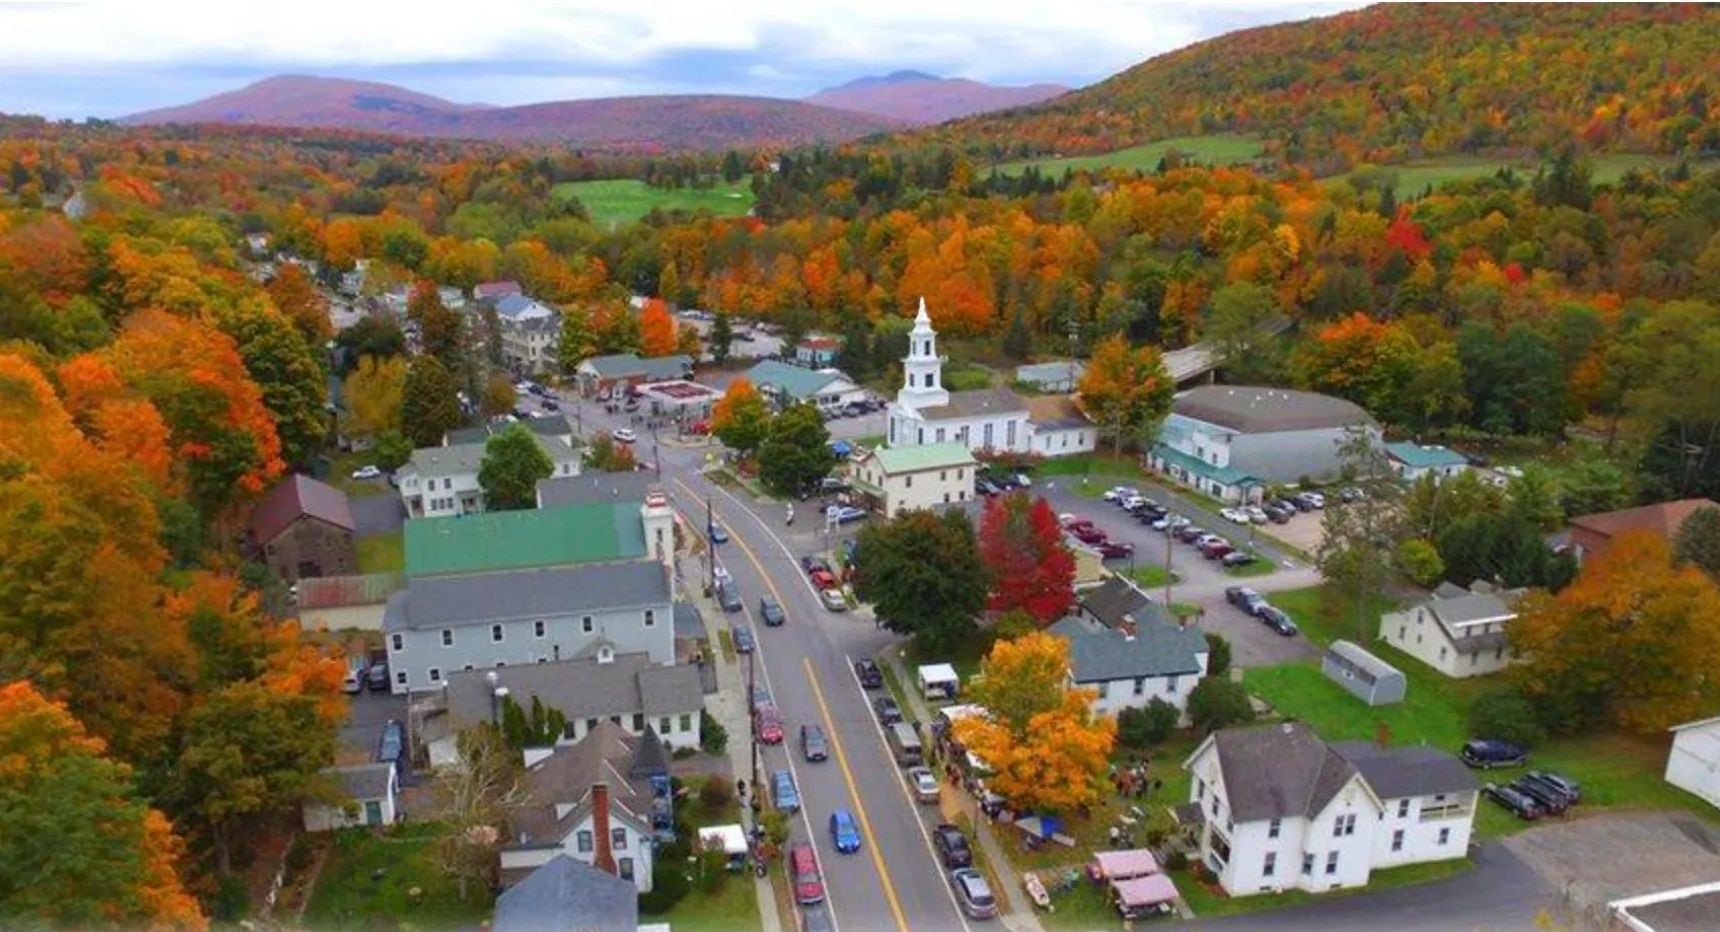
[1172,858,1474,920]
[1268,585,1401,648]
[356,531,404,574]
[996,136,1266,177]
[1129,565,1179,589]
[1331,153,1715,199]
[942,361,995,392]
[1224,555,1278,578]
[304,823,493,931]
[551,179,754,229]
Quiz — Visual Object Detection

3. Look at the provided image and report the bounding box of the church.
[887,299,1033,454]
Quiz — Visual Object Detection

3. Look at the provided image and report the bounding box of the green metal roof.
[744,360,849,401]
[1385,441,1467,469]
[1150,443,1261,487]
[870,442,977,474]
[404,502,645,578]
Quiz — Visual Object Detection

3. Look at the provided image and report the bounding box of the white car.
[350,465,383,480]
[1122,495,1147,511]
[611,428,637,444]
[1221,507,1250,524]
[1102,487,1128,502]
[1245,506,1270,524]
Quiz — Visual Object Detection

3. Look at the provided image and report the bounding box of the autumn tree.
[211,302,330,468]
[1510,532,1720,735]
[402,355,464,448]
[1076,333,1173,455]
[557,303,594,373]
[712,376,772,457]
[478,424,554,511]
[978,493,1075,623]
[436,724,526,900]
[585,434,637,473]
[640,297,677,357]
[0,683,203,930]
[853,510,988,651]
[265,263,331,346]
[343,354,407,440]
[756,402,831,497]
[411,280,466,369]
[481,372,517,418]
[953,632,1116,813]
[334,316,405,374]
[1673,505,1720,582]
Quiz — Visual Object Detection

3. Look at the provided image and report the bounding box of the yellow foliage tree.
[343,354,407,439]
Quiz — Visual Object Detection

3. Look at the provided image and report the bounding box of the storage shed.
[1322,640,1406,706]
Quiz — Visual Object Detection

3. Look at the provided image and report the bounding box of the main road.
[550,390,972,932]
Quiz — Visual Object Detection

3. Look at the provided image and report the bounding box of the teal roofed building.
[1384,441,1469,483]
[742,359,866,411]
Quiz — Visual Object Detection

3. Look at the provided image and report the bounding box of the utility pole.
[748,648,760,799]
[706,496,716,595]
[1164,521,1174,607]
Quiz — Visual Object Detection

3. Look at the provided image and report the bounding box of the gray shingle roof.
[403,434,577,481]
[443,653,702,729]
[510,722,664,847]
[1427,592,1516,628]
[1079,577,1165,629]
[327,762,394,801]
[1210,723,1360,822]
[915,386,1027,421]
[1175,385,1375,434]
[1049,615,1206,682]
[536,472,658,509]
[1330,741,1479,800]
[494,854,638,932]
[582,353,693,381]
[384,560,669,631]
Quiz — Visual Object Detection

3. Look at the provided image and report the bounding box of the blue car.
[828,808,862,854]
[771,770,800,813]
[709,523,729,544]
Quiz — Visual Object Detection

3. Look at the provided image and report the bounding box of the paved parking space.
[1503,811,1720,923]
[1261,508,1325,554]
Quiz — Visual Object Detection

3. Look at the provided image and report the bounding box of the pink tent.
[1091,848,1161,881]
[1113,872,1178,909]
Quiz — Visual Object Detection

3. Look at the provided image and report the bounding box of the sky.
[0,0,1365,119]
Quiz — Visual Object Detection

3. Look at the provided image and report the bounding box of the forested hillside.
[912,3,1720,171]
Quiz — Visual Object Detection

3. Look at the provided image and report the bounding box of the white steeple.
[896,297,949,411]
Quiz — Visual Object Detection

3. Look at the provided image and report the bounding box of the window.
[1438,827,1451,845]
[612,828,628,850]
[680,713,693,732]
[1325,851,1339,876]
[1391,830,1404,852]
[905,475,913,488]
[395,670,407,686]
[1398,626,1406,641]
[1209,797,1218,817]
[1333,814,1356,837]
[943,493,951,503]
[1007,420,1016,447]
[390,633,403,651]
[1133,678,1145,696]
[940,470,947,481]
[660,716,673,734]
[441,629,453,647]
[1267,818,1281,839]
[586,717,599,732]
[1168,675,1180,694]
[534,620,545,638]
[1398,799,1411,818]
[1439,647,1447,661]
[632,713,645,732]
[1301,853,1314,876]
[935,429,945,443]
[1194,778,1205,801]
[1263,852,1276,877]
[983,423,993,447]
[428,667,442,683]
[563,721,578,740]
[644,610,655,627]
[491,624,504,643]
[956,468,964,480]
[464,663,475,671]
[582,616,594,634]
[576,831,593,853]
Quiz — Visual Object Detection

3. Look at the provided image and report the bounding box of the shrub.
[698,776,734,813]
[208,873,250,922]
[1188,677,1255,734]
[1467,687,1547,749]
[1117,698,1180,749]
[639,859,690,914]
[699,708,728,755]
[1203,633,1232,679]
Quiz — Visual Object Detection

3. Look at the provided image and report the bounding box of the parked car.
[343,664,365,694]
[687,419,711,435]
[809,569,839,590]
[540,398,560,412]
[854,658,884,688]
[788,844,825,906]
[974,477,1001,497]
[1258,605,1299,636]
[731,623,754,654]
[1461,739,1529,769]
[829,809,863,853]
[1245,506,1270,524]
[1339,486,1365,503]
[908,766,940,803]
[771,769,801,813]
[819,588,848,612]
[717,580,743,612]
[1059,514,1094,531]
[802,555,832,575]
[1096,540,1135,559]
[932,823,973,868]
[754,705,784,744]
[949,868,998,920]
[1483,783,1544,820]
[1175,525,1207,543]
[827,505,868,524]
[350,465,383,480]
[1299,491,1327,509]
[801,724,829,763]
[1509,775,1570,815]
[1221,550,1258,568]
[611,427,637,444]
[1122,495,1148,511]
[1264,503,1295,523]
[1520,771,1581,805]
[1221,507,1250,524]
[366,661,391,692]
[749,682,773,713]
[873,696,902,726]
[1102,486,1138,503]
[1072,526,1108,545]
[1225,586,1266,614]
[708,523,730,544]
[759,597,786,627]
[376,719,405,766]
[1199,538,1235,559]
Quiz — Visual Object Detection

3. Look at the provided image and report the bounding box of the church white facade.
[887,300,1033,454]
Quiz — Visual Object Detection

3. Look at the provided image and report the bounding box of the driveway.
[1178,841,1559,932]
[1502,811,1720,925]
[338,688,405,765]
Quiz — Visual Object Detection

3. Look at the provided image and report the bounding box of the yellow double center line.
[671,477,910,932]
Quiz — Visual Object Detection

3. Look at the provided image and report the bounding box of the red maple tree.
[979,493,1076,624]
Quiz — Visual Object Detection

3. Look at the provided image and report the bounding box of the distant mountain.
[123,75,902,151]
[805,72,1068,125]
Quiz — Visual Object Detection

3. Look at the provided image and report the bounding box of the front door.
[364,800,383,825]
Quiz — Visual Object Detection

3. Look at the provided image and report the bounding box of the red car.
[1199,538,1235,559]
[1060,515,1093,531]
[788,843,825,906]
[1073,526,1108,545]
[755,705,785,744]
[1096,540,1135,559]
[687,419,711,435]
[809,569,839,590]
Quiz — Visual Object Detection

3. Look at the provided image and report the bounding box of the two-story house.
[500,722,672,893]
[1047,610,1207,716]
[1184,723,1476,898]
[1379,581,1521,678]
[494,294,559,375]
[848,442,977,517]
[1149,386,1379,504]
[397,434,580,518]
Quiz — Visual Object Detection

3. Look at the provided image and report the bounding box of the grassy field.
[1269,585,1400,648]
[356,531,404,574]
[1172,857,1474,920]
[1333,153,1714,199]
[996,136,1266,178]
[1224,554,1278,578]
[942,360,996,392]
[552,179,754,228]
[1129,565,1178,589]
[304,823,492,931]
[1037,452,1143,482]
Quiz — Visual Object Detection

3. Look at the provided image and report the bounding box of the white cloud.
[0,0,1364,116]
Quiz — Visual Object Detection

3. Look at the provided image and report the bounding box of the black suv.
[932,824,973,868]
[1461,739,1529,769]
[1225,586,1265,615]
[1258,605,1298,636]
[872,696,902,726]
[1483,783,1543,820]
[854,658,884,689]
[759,597,786,627]
[1513,771,1580,812]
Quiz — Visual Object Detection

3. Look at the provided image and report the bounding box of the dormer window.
[597,645,615,664]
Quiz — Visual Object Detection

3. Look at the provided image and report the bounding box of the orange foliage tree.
[640,297,677,357]
[265,262,332,346]
[1076,333,1174,455]
[952,632,1116,813]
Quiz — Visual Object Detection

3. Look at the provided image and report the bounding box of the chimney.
[1375,721,1391,748]
[591,782,618,875]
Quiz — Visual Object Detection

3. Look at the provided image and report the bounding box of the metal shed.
[1322,640,1406,706]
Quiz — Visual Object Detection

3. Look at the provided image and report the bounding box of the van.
[887,722,923,767]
